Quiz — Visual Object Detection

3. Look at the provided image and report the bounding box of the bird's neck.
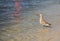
[40,15,43,22]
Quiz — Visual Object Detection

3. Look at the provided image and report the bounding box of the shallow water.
[0,0,60,41]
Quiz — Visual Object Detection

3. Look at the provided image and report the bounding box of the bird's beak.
[36,14,40,17]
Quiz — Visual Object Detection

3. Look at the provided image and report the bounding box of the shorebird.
[39,14,51,27]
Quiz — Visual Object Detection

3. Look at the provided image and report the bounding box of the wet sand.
[0,9,60,41]
[0,0,60,41]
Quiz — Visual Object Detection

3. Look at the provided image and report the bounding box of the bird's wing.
[43,19,51,25]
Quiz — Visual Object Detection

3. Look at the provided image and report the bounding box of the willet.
[39,14,51,27]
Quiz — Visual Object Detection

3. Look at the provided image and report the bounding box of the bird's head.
[40,14,43,17]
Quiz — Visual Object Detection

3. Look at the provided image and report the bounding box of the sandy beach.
[0,0,60,41]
